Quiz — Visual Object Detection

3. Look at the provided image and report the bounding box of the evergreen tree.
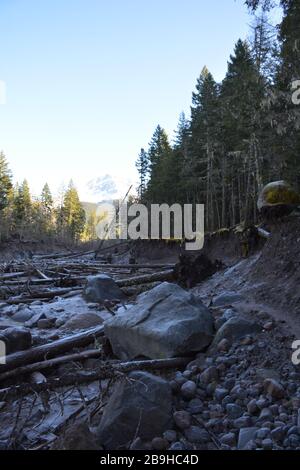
[61,181,86,240]
[145,125,172,203]
[13,179,32,224]
[0,151,13,212]
[135,148,149,200]
[41,183,53,213]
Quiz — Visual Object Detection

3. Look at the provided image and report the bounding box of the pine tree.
[221,40,265,226]
[13,179,32,224]
[41,183,53,213]
[145,125,172,203]
[189,67,221,229]
[0,152,13,212]
[135,148,149,200]
[61,181,86,241]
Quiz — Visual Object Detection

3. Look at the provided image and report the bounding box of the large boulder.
[212,316,261,348]
[257,180,300,217]
[83,274,125,304]
[97,371,172,449]
[0,327,32,355]
[104,282,214,360]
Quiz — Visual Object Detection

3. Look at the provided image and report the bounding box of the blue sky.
[0,0,278,202]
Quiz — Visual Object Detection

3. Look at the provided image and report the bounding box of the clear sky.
[0,0,273,202]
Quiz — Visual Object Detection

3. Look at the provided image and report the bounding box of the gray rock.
[256,428,270,439]
[151,437,168,450]
[51,422,100,450]
[220,433,236,447]
[238,427,258,450]
[215,387,229,402]
[37,318,54,329]
[104,282,214,360]
[83,274,125,304]
[199,366,219,384]
[263,379,285,399]
[212,292,243,307]
[184,426,209,444]
[261,438,273,450]
[234,416,252,429]
[181,381,197,400]
[215,309,237,330]
[61,312,103,331]
[25,312,47,328]
[173,410,191,430]
[97,371,172,449]
[169,441,186,450]
[0,327,32,354]
[213,317,261,347]
[163,430,177,443]
[226,404,243,419]
[187,398,203,414]
[271,427,286,441]
[12,308,34,323]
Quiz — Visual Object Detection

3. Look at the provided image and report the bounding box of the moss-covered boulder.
[257,181,300,217]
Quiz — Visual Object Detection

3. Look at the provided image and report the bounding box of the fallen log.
[0,271,27,281]
[0,356,190,400]
[0,349,103,382]
[6,287,83,304]
[116,269,174,287]
[89,263,175,270]
[0,325,105,373]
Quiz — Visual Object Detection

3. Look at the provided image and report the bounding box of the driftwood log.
[0,357,190,401]
[0,325,104,373]
[0,349,103,382]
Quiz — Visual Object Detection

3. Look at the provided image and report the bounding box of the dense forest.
[0,154,90,243]
[136,0,300,231]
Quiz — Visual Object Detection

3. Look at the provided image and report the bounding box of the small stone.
[238,427,258,450]
[217,339,230,352]
[226,404,243,419]
[258,408,273,421]
[256,428,270,439]
[37,319,54,329]
[234,416,252,429]
[287,425,300,436]
[151,437,168,450]
[163,430,177,443]
[181,381,197,400]
[247,399,259,415]
[187,398,203,414]
[0,402,5,410]
[183,370,192,379]
[169,441,186,450]
[263,379,285,399]
[199,366,219,384]
[220,433,236,447]
[173,410,191,430]
[215,387,229,402]
[261,438,273,450]
[184,426,209,444]
[271,427,286,441]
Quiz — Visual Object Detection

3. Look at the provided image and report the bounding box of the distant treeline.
[136,0,300,232]
[0,152,100,244]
